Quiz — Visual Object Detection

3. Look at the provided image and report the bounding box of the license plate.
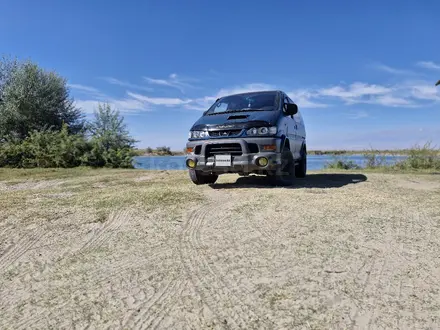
[215,154,232,167]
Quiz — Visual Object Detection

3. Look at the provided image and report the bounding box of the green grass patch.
[324,158,361,170]
[0,168,206,226]
[324,142,440,172]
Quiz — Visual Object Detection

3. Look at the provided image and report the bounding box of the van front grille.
[206,143,242,157]
[208,130,242,137]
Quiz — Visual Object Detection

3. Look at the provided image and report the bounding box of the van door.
[294,108,306,153]
[283,95,298,156]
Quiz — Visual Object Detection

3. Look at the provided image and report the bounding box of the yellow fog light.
[257,157,268,167]
[186,159,196,168]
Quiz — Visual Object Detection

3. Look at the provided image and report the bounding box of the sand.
[0,170,439,329]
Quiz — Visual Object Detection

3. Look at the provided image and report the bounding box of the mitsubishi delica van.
[185,90,307,186]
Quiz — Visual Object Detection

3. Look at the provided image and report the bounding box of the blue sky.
[2,0,440,150]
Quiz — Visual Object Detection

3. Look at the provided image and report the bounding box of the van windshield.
[205,91,279,115]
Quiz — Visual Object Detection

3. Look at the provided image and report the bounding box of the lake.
[133,154,407,171]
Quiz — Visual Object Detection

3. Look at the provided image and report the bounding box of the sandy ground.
[0,169,440,329]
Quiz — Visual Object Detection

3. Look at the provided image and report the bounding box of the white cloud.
[416,61,440,70]
[68,83,108,101]
[143,73,195,93]
[100,77,153,92]
[181,80,440,111]
[372,64,415,75]
[410,85,440,101]
[75,98,150,114]
[287,89,328,108]
[127,92,193,106]
[214,83,275,98]
[71,72,440,115]
[319,82,391,99]
[70,85,151,113]
[314,81,439,107]
[184,96,217,111]
[68,83,100,93]
[369,95,413,107]
[74,100,101,114]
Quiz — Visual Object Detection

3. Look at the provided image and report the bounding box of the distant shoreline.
[308,149,413,156]
[134,149,425,157]
[133,150,185,157]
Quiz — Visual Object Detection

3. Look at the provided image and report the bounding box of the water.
[133,154,407,171]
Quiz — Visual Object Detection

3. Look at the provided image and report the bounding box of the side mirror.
[284,103,298,116]
[203,110,208,116]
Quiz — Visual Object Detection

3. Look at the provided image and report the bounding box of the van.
[185,90,306,185]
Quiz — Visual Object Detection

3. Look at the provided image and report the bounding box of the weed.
[324,158,361,170]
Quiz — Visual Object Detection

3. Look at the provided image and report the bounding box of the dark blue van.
[185,90,307,185]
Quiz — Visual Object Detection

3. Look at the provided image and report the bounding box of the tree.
[85,103,137,168]
[156,146,173,155]
[0,57,84,140]
[0,56,18,98]
[88,103,136,150]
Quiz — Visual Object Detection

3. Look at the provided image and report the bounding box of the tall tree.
[0,57,84,140]
[88,103,137,151]
[85,103,137,168]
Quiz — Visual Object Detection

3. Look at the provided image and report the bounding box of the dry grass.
[1,168,440,329]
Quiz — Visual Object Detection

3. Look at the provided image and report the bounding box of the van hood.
[190,110,280,131]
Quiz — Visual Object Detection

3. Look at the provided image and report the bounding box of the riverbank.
[133,148,185,156]
[1,168,440,328]
[135,145,440,157]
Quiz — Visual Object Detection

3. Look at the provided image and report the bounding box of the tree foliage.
[0,104,138,168]
[88,103,136,151]
[0,124,88,168]
[81,103,137,168]
[0,56,139,169]
[0,57,84,140]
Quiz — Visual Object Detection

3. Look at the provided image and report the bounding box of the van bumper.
[185,137,284,174]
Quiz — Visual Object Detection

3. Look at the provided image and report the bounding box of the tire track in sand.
[79,209,131,253]
[1,209,141,329]
[9,252,171,330]
[0,230,46,274]
[122,277,186,330]
[179,199,274,329]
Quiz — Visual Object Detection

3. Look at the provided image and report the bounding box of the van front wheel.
[295,148,307,178]
[189,169,218,185]
[267,149,295,186]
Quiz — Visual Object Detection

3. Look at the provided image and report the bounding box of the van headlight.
[246,126,277,136]
[189,130,209,139]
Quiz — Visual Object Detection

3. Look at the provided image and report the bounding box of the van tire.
[295,147,307,178]
[267,149,295,186]
[189,169,218,185]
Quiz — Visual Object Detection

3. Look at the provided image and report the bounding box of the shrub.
[363,150,387,169]
[82,141,135,168]
[393,142,440,170]
[82,103,137,168]
[156,146,173,155]
[0,124,88,168]
[325,158,361,170]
